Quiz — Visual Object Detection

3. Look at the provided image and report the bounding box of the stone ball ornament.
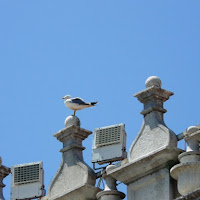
[186,126,199,135]
[145,76,162,88]
[64,115,80,128]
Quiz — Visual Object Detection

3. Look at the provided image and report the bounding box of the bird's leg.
[73,110,76,116]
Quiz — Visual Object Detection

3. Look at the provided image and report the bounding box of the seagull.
[62,95,98,116]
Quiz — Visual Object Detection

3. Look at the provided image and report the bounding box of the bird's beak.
[62,97,65,99]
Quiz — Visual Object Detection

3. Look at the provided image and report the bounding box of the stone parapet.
[108,147,182,185]
[108,146,182,200]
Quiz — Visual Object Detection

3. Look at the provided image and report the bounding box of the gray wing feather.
[71,98,89,105]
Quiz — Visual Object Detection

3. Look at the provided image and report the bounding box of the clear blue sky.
[1,1,200,199]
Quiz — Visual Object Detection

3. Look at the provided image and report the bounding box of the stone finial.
[135,76,173,116]
[177,126,200,141]
[48,115,100,200]
[64,115,80,128]
[170,126,200,196]
[186,126,199,135]
[186,127,200,150]
[129,76,177,162]
[145,76,162,88]
[106,77,182,200]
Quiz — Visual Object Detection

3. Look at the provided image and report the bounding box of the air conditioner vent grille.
[95,125,121,147]
[14,164,40,184]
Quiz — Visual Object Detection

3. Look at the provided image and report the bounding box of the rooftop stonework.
[129,76,177,161]
[107,76,182,200]
[0,157,10,200]
[171,126,200,197]
[96,165,126,200]
[48,115,100,200]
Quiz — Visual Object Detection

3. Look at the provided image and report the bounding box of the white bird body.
[62,95,98,115]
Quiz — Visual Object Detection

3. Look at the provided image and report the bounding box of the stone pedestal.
[0,158,10,200]
[48,116,101,200]
[97,165,125,200]
[108,76,182,200]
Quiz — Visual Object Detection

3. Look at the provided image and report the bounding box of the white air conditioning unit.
[92,123,127,165]
[11,161,45,200]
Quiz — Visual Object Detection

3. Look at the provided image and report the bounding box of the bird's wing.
[71,97,90,105]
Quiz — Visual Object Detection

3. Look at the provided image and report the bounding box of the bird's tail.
[90,101,98,106]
